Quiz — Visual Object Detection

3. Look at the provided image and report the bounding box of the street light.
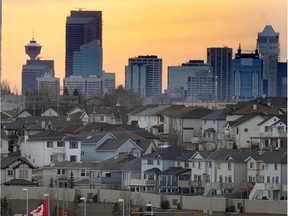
[118,199,124,216]
[146,203,153,216]
[80,197,86,216]
[23,188,28,216]
[44,193,50,216]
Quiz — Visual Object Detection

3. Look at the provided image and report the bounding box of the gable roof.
[260,150,287,163]
[161,167,191,175]
[207,149,259,162]
[96,138,132,151]
[142,146,189,160]
[78,132,111,144]
[180,107,213,119]
[228,112,266,127]
[230,103,281,115]
[4,179,38,186]
[1,156,35,169]
[257,114,287,126]
[201,108,232,120]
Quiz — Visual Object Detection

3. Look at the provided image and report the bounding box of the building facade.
[277,62,287,97]
[36,73,60,102]
[257,25,279,97]
[126,55,162,97]
[207,47,232,101]
[73,40,103,78]
[168,60,214,101]
[231,46,263,101]
[65,10,102,78]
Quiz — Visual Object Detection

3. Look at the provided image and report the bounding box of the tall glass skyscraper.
[126,55,162,97]
[65,10,102,78]
[231,46,263,102]
[207,47,232,101]
[257,25,279,97]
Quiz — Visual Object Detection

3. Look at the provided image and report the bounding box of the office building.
[126,55,162,97]
[65,10,102,78]
[277,62,287,97]
[22,38,54,94]
[231,45,263,102]
[207,47,232,101]
[168,60,215,101]
[73,40,102,77]
[64,72,115,99]
[125,63,148,97]
[257,25,279,96]
[36,73,60,102]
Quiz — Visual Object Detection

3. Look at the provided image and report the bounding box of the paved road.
[7,199,286,216]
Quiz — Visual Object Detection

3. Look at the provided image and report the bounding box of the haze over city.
[2,0,287,93]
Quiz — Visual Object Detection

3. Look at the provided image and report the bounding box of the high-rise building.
[65,10,102,78]
[257,25,279,97]
[22,38,54,94]
[126,55,162,97]
[277,62,287,97]
[231,45,263,102]
[207,47,232,101]
[73,40,102,77]
[168,60,215,101]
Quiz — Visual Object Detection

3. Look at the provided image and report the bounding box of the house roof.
[135,104,171,116]
[111,127,144,141]
[128,105,158,115]
[160,105,189,117]
[142,146,189,160]
[161,167,191,175]
[180,107,213,119]
[17,108,43,117]
[257,114,287,126]
[201,108,232,120]
[4,179,38,186]
[228,112,266,127]
[175,150,197,161]
[144,167,161,174]
[260,150,287,163]
[27,130,81,142]
[1,156,35,169]
[1,130,9,140]
[78,132,111,144]
[95,154,137,171]
[207,149,259,162]
[58,122,84,133]
[97,138,130,151]
[230,103,280,115]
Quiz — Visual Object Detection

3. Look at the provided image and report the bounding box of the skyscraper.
[231,45,263,102]
[257,25,279,96]
[22,38,54,94]
[65,10,102,78]
[207,47,232,101]
[126,55,162,97]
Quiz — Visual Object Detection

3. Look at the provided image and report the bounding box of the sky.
[2,0,287,94]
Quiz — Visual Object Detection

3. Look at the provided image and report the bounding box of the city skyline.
[2,0,287,93]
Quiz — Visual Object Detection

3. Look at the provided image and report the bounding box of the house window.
[81,151,84,155]
[147,159,153,165]
[276,176,279,184]
[57,169,61,175]
[148,174,154,180]
[69,142,78,149]
[70,155,77,161]
[250,162,254,169]
[228,162,231,170]
[57,141,65,147]
[47,141,53,148]
[244,128,248,132]
[208,162,212,168]
[157,160,160,165]
[228,175,232,183]
[19,170,28,178]
[267,176,270,183]
[7,169,13,177]
[219,175,223,183]
[198,161,201,169]
[274,164,278,170]
[217,162,221,169]
[264,126,270,132]
[62,169,66,175]
[81,169,85,177]
[184,162,189,168]
[177,161,180,166]
[260,176,264,183]
[192,161,195,168]
[50,155,57,162]
[248,176,253,182]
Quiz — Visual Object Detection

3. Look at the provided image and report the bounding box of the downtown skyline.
[2,0,287,94]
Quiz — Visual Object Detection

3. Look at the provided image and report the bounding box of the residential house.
[253,114,287,151]
[1,131,9,157]
[204,149,259,196]
[41,107,59,117]
[20,130,82,167]
[248,150,287,200]
[0,156,37,186]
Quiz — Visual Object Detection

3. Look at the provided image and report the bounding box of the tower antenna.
[75,7,85,11]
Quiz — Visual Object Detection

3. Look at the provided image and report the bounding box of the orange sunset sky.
[2,0,287,94]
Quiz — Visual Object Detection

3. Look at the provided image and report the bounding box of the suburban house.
[248,150,287,200]
[20,130,82,167]
[0,156,37,186]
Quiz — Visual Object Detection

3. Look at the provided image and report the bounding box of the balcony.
[159,180,177,187]
[240,181,255,189]
[258,132,287,138]
[217,133,235,140]
[130,179,155,186]
[191,181,203,187]
[178,180,191,188]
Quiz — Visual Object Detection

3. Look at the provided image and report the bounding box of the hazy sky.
[2,0,287,93]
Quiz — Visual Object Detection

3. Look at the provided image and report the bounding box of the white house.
[20,130,82,167]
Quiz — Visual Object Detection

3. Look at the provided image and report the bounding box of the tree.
[68,171,75,189]
[1,196,13,216]
[112,202,121,216]
[1,80,11,95]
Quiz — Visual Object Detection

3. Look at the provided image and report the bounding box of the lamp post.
[80,197,86,216]
[44,193,50,216]
[146,203,153,216]
[23,188,28,216]
[118,199,124,216]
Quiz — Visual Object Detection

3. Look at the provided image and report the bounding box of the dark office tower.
[257,25,279,97]
[65,10,102,78]
[126,55,162,97]
[207,47,232,101]
[277,62,287,97]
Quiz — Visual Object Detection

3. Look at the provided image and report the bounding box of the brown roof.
[231,103,280,115]
[160,105,189,117]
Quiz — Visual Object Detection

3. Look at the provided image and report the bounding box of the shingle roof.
[180,107,213,119]
[231,103,280,115]
[95,154,137,171]
[128,105,158,115]
[161,167,191,175]
[261,150,287,163]
[78,132,110,144]
[201,108,232,120]
[4,179,38,186]
[207,149,259,162]
[135,105,171,116]
[1,156,35,169]
[28,130,81,142]
[97,138,128,151]
[144,167,161,174]
[228,112,265,127]
[142,146,189,160]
